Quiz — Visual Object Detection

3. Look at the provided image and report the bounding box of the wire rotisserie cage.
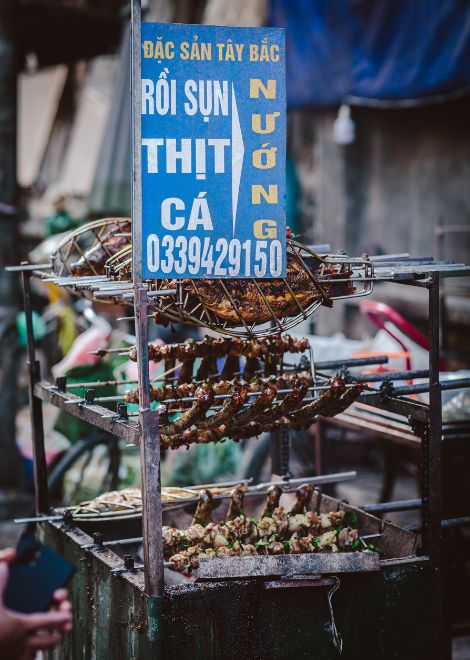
[47,218,374,338]
[143,240,375,337]
[50,217,131,279]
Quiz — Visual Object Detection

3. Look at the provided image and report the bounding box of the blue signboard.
[140,23,286,279]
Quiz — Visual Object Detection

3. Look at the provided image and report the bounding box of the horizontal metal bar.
[34,382,141,444]
[361,498,422,514]
[352,369,429,383]
[356,391,429,422]
[315,356,389,370]
[384,377,470,397]
[15,515,64,524]
[6,263,52,272]
[405,516,470,533]
[82,536,143,549]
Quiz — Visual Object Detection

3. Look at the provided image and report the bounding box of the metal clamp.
[111,554,143,575]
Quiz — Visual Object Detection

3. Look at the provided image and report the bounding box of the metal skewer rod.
[351,369,429,383]
[63,382,363,406]
[361,377,470,397]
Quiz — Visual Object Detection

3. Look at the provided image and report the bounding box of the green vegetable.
[344,511,358,527]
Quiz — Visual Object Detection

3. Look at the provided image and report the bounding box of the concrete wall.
[288,97,470,336]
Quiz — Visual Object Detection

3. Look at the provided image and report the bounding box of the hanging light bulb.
[333,104,356,145]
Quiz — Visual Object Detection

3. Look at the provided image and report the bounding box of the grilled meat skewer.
[251,377,309,426]
[230,382,277,428]
[166,484,367,572]
[226,485,247,520]
[128,335,310,364]
[124,372,313,406]
[261,485,283,518]
[192,489,213,525]
[197,384,248,430]
[289,483,314,515]
[161,384,214,436]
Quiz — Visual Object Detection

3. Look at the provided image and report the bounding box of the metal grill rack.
[8,256,470,578]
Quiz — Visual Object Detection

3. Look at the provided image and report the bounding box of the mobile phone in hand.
[3,535,75,614]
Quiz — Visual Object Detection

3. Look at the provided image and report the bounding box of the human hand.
[0,548,73,659]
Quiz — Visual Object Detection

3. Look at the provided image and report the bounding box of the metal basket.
[143,241,375,338]
[46,222,374,337]
[51,217,131,278]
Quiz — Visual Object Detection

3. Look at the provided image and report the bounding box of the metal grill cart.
[9,238,470,658]
[9,8,470,660]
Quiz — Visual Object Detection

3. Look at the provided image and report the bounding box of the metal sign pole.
[131,0,164,602]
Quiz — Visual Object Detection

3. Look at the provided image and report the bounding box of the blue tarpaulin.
[269,0,470,108]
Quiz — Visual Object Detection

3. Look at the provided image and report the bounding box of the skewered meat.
[196,355,218,380]
[179,253,355,324]
[249,377,309,426]
[230,382,277,428]
[220,354,239,380]
[287,379,364,430]
[289,483,314,514]
[320,381,365,417]
[157,378,363,449]
[261,485,282,518]
[124,372,312,406]
[243,356,259,380]
[178,358,195,384]
[192,489,213,525]
[128,335,310,364]
[70,219,131,276]
[227,485,247,520]
[166,484,373,572]
[161,384,214,436]
[198,384,248,430]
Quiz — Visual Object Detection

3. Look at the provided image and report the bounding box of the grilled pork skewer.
[196,355,218,380]
[192,489,213,525]
[197,384,248,430]
[226,485,247,520]
[320,381,365,417]
[161,384,214,436]
[128,335,310,364]
[124,372,313,406]
[249,377,309,426]
[230,382,364,440]
[243,356,260,380]
[178,358,195,384]
[230,383,277,429]
[220,354,239,381]
[289,483,314,515]
[287,379,364,430]
[166,484,365,572]
[261,485,283,518]
[160,379,362,449]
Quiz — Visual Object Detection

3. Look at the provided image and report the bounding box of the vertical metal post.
[426,273,442,562]
[22,271,49,513]
[426,273,446,657]
[131,0,164,603]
